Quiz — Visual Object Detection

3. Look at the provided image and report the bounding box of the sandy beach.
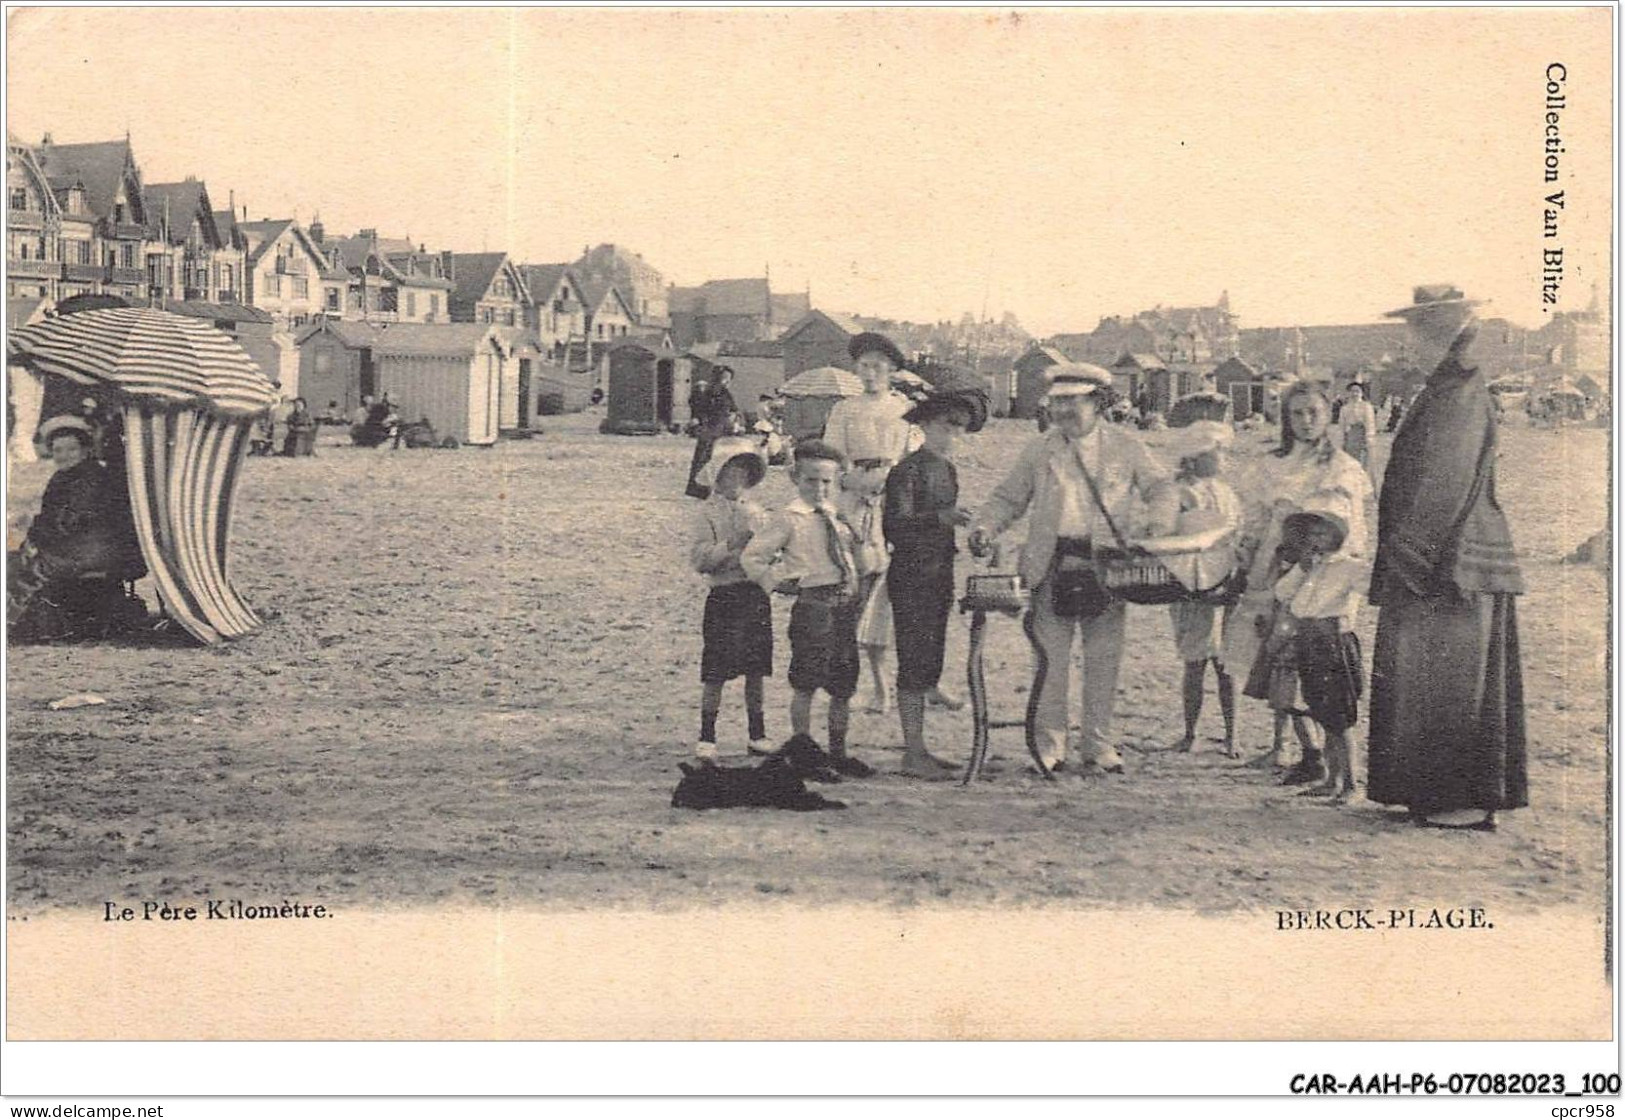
[5,411,1609,916]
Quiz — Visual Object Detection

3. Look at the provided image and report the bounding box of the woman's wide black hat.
[847,332,908,370]
[902,367,989,433]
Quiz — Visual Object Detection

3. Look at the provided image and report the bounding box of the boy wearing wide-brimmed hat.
[884,382,987,778]
[688,437,774,760]
[1273,490,1368,803]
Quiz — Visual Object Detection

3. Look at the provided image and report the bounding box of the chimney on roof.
[360,228,377,241]
[441,250,455,281]
[309,217,324,244]
[40,132,52,146]
[229,189,235,214]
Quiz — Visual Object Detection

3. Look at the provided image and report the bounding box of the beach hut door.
[517,358,532,428]
[481,351,500,442]
[656,359,674,425]
[359,348,376,401]
[1229,381,1252,420]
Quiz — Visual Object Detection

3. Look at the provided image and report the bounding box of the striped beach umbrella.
[780,366,864,399]
[7,307,274,645]
[9,306,276,416]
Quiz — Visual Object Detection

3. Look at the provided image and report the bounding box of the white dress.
[1223,443,1371,676]
[822,391,922,648]
[822,391,920,466]
[1166,477,1244,662]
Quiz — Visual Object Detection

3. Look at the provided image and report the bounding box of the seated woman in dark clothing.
[8,416,149,641]
[351,395,394,447]
[353,394,404,449]
[282,397,318,456]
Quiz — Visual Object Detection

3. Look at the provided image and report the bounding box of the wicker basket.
[961,573,1029,614]
[1094,525,1238,606]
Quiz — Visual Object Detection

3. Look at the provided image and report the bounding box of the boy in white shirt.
[742,440,873,778]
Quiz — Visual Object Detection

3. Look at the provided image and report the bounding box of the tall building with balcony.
[15,134,159,304]
[143,179,245,305]
[6,138,76,301]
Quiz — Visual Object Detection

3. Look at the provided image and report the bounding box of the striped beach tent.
[778,366,864,440]
[9,307,278,645]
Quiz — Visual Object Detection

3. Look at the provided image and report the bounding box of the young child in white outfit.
[1275,491,1367,802]
[1162,422,1244,756]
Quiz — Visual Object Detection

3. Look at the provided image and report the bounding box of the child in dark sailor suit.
[885,386,986,779]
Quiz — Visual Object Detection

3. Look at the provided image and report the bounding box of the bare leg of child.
[1326,729,1361,803]
[790,689,814,739]
[827,695,874,777]
[745,675,770,752]
[1292,715,1320,758]
[1284,715,1327,786]
[898,690,955,779]
[1302,726,1346,798]
[1175,660,1203,752]
[860,644,893,713]
[696,680,724,760]
[1247,710,1288,769]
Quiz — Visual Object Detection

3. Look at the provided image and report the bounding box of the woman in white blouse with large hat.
[821,332,929,713]
[1227,379,1371,781]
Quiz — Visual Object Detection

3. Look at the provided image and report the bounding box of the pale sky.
[6,7,1613,335]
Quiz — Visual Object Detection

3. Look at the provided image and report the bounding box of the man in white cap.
[969,363,1171,773]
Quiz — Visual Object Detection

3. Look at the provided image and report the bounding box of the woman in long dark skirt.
[1367,286,1527,831]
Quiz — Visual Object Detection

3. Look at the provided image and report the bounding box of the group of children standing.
[689,353,1370,798]
[686,332,988,781]
[1162,413,1370,804]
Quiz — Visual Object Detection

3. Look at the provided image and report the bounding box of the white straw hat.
[697,436,767,489]
[1045,362,1113,399]
[1167,419,1234,460]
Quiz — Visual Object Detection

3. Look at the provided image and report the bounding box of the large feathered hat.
[902,367,989,433]
[1383,284,1484,319]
